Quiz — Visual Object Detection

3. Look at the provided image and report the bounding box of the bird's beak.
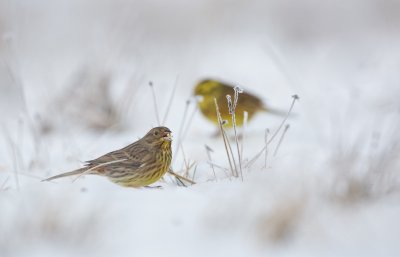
[163,131,172,141]
[194,95,204,102]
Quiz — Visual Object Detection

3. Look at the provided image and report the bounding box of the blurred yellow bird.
[194,79,284,127]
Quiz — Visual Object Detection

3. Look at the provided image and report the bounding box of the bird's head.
[143,126,172,147]
[193,79,220,97]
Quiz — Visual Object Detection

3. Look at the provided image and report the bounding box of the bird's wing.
[221,83,235,94]
[85,142,153,170]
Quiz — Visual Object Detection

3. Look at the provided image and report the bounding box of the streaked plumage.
[43,127,172,188]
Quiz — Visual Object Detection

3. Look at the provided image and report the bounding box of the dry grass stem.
[180,144,189,176]
[180,145,196,178]
[118,75,143,121]
[191,164,198,181]
[0,177,10,191]
[175,99,198,166]
[263,129,270,168]
[227,86,244,180]
[240,111,248,163]
[206,161,231,178]
[3,127,20,190]
[181,101,198,145]
[329,128,400,204]
[246,95,299,168]
[173,100,190,166]
[162,75,179,125]
[273,124,290,157]
[148,81,161,126]
[205,144,216,180]
[167,169,196,185]
[267,95,298,145]
[214,98,238,177]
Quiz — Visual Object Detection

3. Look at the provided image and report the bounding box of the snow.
[1,0,400,256]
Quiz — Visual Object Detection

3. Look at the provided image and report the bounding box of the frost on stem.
[233,86,243,110]
[226,95,233,114]
[234,86,244,93]
[214,97,237,177]
[227,87,244,180]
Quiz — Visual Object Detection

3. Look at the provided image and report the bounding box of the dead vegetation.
[328,128,400,204]
[0,195,104,254]
[257,196,306,244]
[211,92,299,180]
[38,67,142,134]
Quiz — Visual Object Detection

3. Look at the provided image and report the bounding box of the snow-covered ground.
[1,0,400,256]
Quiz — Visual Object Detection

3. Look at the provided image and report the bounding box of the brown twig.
[167,169,196,185]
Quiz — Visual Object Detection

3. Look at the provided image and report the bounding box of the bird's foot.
[144,185,163,189]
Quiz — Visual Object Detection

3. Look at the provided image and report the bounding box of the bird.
[42,126,173,188]
[194,79,285,128]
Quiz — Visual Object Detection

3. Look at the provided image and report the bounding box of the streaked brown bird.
[194,79,284,127]
[43,127,172,188]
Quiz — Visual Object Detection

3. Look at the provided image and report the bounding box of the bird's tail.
[42,167,87,182]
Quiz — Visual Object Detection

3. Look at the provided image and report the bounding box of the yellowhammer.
[43,127,172,188]
[194,79,284,127]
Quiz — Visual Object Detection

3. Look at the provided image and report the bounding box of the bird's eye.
[154,131,159,136]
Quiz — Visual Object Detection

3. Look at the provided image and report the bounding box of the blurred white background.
[1,0,400,256]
